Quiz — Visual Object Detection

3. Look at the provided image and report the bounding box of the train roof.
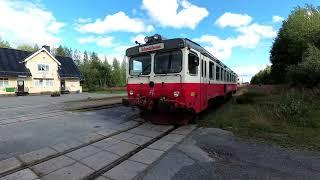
[125,37,237,76]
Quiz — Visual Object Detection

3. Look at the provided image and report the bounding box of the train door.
[200,55,208,110]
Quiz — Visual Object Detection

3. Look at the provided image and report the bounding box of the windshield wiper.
[138,64,151,76]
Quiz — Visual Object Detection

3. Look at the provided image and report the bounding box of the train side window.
[204,60,207,77]
[209,61,215,80]
[224,70,227,81]
[188,53,199,75]
[221,68,224,81]
[216,66,220,80]
[201,60,204,77]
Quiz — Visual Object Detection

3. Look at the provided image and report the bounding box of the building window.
[0,78,9,87]
[38,64,49,72]
[34,79,53,87]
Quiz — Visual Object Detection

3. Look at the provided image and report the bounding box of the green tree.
[73,49,81,66]
[17,44,39,52]
[120,59,127,86]
[83,51,89,64]
[55,45,66,57]
[103,57,112,86]
[270,5,320,83]
[64,47,73,58]
[111,58,121,86]
[251,66,272,84]
[0,38,10,48]
[287,44,320,87]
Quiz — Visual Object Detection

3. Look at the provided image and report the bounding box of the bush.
[235,94,254,104]
[273,91,316,127]
[235,91,266,104]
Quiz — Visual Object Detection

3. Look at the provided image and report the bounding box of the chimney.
[42,45,50,53]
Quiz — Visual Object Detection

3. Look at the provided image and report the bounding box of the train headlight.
[173,91,180,97]
[153,34,161,41]
[129,90,134,96]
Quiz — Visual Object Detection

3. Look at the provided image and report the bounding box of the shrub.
[235,94,254,104]
[273,91,316,127]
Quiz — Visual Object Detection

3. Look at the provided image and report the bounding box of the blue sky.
[0,0,318,81]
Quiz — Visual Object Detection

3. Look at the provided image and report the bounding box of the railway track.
[0,101,123,126]
[0,116,196,180]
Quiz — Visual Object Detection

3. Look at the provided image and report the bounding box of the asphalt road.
[138,128,320,180]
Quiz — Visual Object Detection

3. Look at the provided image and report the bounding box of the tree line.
[251,5,320,88]
[0,39,126,91]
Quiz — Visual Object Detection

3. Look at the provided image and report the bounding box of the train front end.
[125,35,198,117]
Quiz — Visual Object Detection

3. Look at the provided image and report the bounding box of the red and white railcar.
[126,34,237,114]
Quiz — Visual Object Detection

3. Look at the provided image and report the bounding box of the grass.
[199,85,320,151]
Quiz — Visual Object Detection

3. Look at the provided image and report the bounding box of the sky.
[0,0,318,82]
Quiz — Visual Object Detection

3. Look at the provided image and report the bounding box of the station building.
[0,46,83,95]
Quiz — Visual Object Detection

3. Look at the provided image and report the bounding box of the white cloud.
[0,0,64,47]
[77,11,154,34]
[272,15,284,23]
[142,0,209,29]
[77,18,92,23]
[195,15,277,60]
[131,34,146,44]
[237,23,277,39]
[79,36,114,47]
[233,64,269,82]
[215,12,252,28]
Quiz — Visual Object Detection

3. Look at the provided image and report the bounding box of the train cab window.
[188,53,199,75]
[155,51,182,74]
[129,55,151,75]
[216,66,220,80]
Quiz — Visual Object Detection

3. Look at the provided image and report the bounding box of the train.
[125,34,238,123]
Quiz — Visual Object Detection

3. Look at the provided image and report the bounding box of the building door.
[61,80,65,91]
[17,80,24,92]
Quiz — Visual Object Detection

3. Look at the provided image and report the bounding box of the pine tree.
[0,38,10,48]
[83,51,89,64]
[120,58,127,86]
[55,45,66,57]
[111,58,121,86]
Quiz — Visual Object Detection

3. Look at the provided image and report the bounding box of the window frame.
[129,54,152,76]
[154,50,183,74]
[209,61,215,80]
[204,60,207,78]
[188,51,199,76]
[38,64,49,72]
[216,65,220,81]
[0,78,9,87]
